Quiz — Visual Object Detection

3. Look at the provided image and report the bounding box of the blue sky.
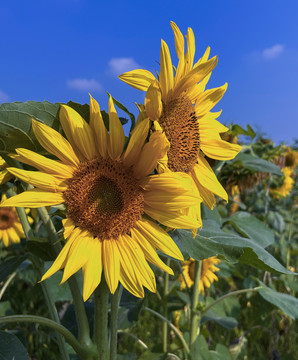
[1,0,297,144]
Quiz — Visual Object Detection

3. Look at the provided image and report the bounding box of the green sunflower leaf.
[0,101,61,154]
[175,220,295,275]
[0,331,29,360]
[0,255,28,282]
[223,211,274,248]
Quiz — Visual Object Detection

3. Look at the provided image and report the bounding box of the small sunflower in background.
[120,21,241,232]
[270,167,295,198]
[179,257,220,294]
[0,193,33,247]
[0,156,14,185]
[284,147,298,170]
[1,95,202,301]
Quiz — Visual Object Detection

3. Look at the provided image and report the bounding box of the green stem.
[110,286,120,360]
[144,307,190,354]
[162,258,170,353]
[7,189,70,360]
[189,260,202,358]
[94,280,110,360]
[0,315,97,359]
[202,287,262,315]
[37,206,92,347]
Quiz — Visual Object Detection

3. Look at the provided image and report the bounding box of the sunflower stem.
[37,206,92,348]
[189,260,202,359]
[162,258,170,353]
[0,315,97,359]
[94,279,110,360]
[110,285,122,360]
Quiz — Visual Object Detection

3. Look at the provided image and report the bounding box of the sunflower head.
[270,167,294,198]
[119,22,241,215]
[179,256,220,294]
[1,94,202,300]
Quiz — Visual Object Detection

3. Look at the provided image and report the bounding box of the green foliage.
[0,330,29,360]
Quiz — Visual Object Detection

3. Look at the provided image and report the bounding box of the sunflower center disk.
[159,95,200,173]
[64,158,144,240]
[0,208,16,230]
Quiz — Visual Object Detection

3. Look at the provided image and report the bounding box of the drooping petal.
[200,135,241,160]
[135,219,183,260]
[62,218,75,239]
[193,157,228,201]
[89,94,109,158]
[144,204,201,230]
[59,105,96,161]
[0,169,13,185]
[102,238,120,294]
[107,96,125,160]
[140,172,192,194]
[0,189,64,208]
[82,239,102,301]
[191,176,216,209]
[7,168,67,192]
[133,131,169,178]
[144,190,200,211]
[195,83,228,117]
[160,40,174,101]
[122,115,150,167]
[131,227,174,275]
[12,148,75,179]
[119,69,156,91]
[32,119,80,167]
[145,80,162,121]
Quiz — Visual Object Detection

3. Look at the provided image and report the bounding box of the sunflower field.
[0,22,297,360]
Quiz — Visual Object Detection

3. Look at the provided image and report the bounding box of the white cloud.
[67,78,103,92]
[0,89,10,103]
[108,57,139,75]
[262,44,284,60]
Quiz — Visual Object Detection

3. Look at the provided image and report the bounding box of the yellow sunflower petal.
[62,218,75,239]
[0,169,13,185]
[145,80,162,121]
[0,189,64,208]
[199,112,228,133]
[117,236,144,298]
[160,39,174,101]
[193,157,228,201]
[32,119,80,167]
[82,239,102,301]
[173,56,217,98]
[12,149,75,179]
[2,231,10,247]
[195,83,228,117]
[184,27,195,74]
[40,230,80,282]
[200,135,241,160]
[119,69,156,91]
[122,115,150,167]
[7,168,67,192]
[89,94,109,158]
[135,219,183,260]
[108,96,125,160]
[183,202,203,237]
[131,228,174,275]
[192,178,216,209]
[144,204,201,230]
[140,172,192,194]
[194,46,211,68]
[60,230,95,284]
[103,238,120,294]
[7,228,21,243]
[170,21,185,84]
[133,131,169,178]
[59,105,96,161]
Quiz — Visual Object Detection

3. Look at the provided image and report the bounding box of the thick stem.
[189,260,202,358]
[202,287,262,315]
[0,315,97,359]
[162,258,170,353]
[110,286,120,360]
[94,280,110,360]
[144,307,190,354]
[37,206,92,347]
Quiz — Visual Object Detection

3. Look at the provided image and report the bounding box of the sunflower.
[0,156,13,184]
[270,167,294,198]
[0,193,33,247]
[179,257,220,294]
[0,95,201,301]
[119,22,241,226]
[284,147,298,170]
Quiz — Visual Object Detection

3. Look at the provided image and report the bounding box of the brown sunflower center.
[0,208,16,230]
[63,157,144,240]
[158,95,200,173]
